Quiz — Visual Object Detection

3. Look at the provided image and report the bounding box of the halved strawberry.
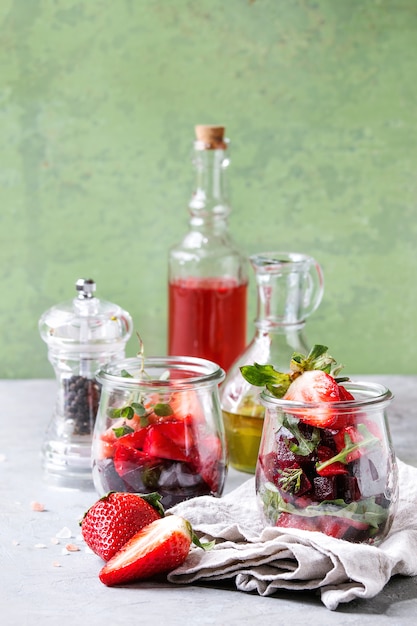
[80,492,163,561]
[284,370,342,428]
[99,514,193,586]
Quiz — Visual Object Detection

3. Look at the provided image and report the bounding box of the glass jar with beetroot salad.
[92,356,227,508]
[256,381,398,544]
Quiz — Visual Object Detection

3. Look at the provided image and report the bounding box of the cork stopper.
[194,125,228,150]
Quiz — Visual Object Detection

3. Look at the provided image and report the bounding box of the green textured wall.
[1,0,416,378]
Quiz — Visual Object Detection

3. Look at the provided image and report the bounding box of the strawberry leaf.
[240,363,291,397]
[139,491,165,517]
[191,531,215,551]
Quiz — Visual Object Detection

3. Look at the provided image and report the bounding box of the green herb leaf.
[131,402,147,416]
[120,369,134,378]
[283,414,320,455]
[240,363,291,397]
[261,482,389,529]
[154,403,174,417]
[277,467,303,493]
[109,405,135,420]
[113,425,135,437]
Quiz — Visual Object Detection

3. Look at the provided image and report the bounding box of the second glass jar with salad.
[255,380,398,544]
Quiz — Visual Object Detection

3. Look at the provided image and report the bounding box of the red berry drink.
[168,277,247,372]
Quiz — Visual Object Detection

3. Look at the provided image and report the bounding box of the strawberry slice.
[116,428,148,450]
[168,390,205,425]
[99,514,193,586]
[114,443,153,476]
[143,425,190,463]
[193,435,223,493]
[284,370,342,428]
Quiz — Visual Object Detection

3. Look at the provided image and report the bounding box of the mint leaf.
[113,425,135,437]
[154,403,174,417]
[131,402,147,416]
[109,405,135,420]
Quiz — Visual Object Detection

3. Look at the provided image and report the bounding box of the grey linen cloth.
[167,459,417,610]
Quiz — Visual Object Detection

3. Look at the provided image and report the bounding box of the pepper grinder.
[39,278,133,489]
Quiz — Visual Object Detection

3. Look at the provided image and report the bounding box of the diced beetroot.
[313,475,338,501]
[143,425,190,463]
[274,436,313,471]
[336,474,361,502]
[276,463,312,496]
[258,452,278,483]
[316,445,348,476]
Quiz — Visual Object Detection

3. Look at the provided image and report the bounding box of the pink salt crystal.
[65,543,80,552]
[52,561,62,568]
[31,501,45,512]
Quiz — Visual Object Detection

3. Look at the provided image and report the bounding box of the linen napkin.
[167,459,417,610]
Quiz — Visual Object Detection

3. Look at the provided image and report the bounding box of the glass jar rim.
[249,251,316,268]
[96,355,225,390]
[260,380,393,411]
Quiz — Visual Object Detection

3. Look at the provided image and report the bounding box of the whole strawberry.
[240,344,354,428]
[99,514,193,586]
[80,492,164,561]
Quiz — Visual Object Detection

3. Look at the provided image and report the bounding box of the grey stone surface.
[1,377,417,625]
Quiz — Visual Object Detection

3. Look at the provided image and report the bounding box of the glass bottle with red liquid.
[168,125,248,372]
